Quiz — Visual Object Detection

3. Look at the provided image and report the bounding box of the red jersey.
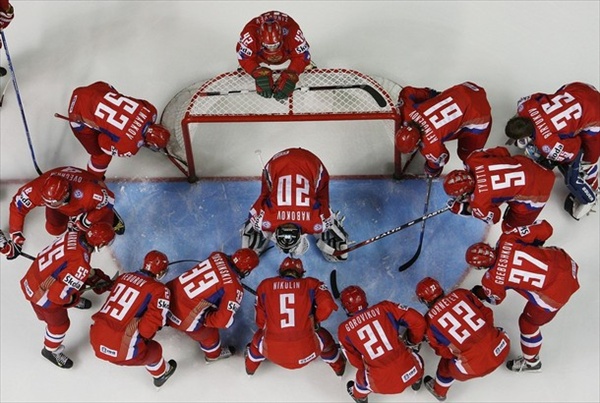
[68,81,158,158]
[254,274,338,369]
[20,231,93,308]
[90,271,170,362]
[480,220,580,311]
[402,82,492,165]
[236,11,311,75]
[464,147,555,225]
[338,301,426,393]
[9,166,115,234]
[516,82,600,163]
[425,288,510,376]
[252,148,331,235]
[166,252,244,332]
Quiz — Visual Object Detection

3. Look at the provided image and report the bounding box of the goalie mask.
[275,223,302,253]
[465,242,496,269]
[443,170,475,198]
[340,285,368,316]
[41,176,71,209]
[416,277,444,306]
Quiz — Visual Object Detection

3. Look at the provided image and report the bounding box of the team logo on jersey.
[227,301,240,313]
[402,366,418,382]
[262,220,272,229]
[238,46,252,58]
[313,223,323,232]
[63,273,85,290]
[157,298,169,309]
[100,345,117,358]
[295,42,309,54]
[73,189,84,199]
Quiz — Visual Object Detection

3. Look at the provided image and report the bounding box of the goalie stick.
[332,205,450,256]
[398,177,433,272]
[200,83,388,108]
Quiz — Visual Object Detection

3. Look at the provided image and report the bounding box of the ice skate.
[154,359,177,387]
[346,381,368,403]
[506,355,542,373]
[424,375,446,401]
[205,345,236,363]
[41,345,73,369]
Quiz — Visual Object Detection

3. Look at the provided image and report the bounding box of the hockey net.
[160,68,404,182]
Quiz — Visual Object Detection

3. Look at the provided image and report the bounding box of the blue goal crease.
[106,177,487,348]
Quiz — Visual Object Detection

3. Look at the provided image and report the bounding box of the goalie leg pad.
[241,220,269,254]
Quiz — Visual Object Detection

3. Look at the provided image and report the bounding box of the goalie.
[241,148,349,262]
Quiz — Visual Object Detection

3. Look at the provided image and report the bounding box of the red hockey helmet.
[279,257,305,278]
[340,285,368,316]
[395,124,421,154]
[144,124,170,151]
[259,18,283,52]
[85,222,115,251]
[416,277,444,306]
[443,170,475,198]
[465,242,496,269]
[41,176,70,208]
[142,250,169,279]
[231,248,260,277]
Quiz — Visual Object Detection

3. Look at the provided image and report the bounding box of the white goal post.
[160,68,406,182]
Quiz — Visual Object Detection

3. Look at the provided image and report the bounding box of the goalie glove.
[251,67,274,98]
[273,70,299,100]
[316,213,349,263]
[241,219,269,254]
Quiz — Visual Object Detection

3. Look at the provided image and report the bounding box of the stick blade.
[329,269,340,299]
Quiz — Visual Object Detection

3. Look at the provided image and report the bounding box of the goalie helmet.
[41,176,70,208]
[278,257,305,278]
[142,250,169,279]
[231,248,260,278]
[465,242,496,269]
[443,170,475,198]
[416,277,444,306]
[84,222,115,251]
[396,124,421,154]
[275,223,302,253]
[259,18,282,53]
[144,124,171,151]
[340,285,368,316]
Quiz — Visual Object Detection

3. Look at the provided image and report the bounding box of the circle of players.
[1,7,598,402]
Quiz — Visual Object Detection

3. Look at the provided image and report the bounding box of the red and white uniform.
[68,81,159,177]
[9,166,115,237]
[250,148,332,236]
[236,11,311,75]
[0,0,13,30]
[89,271,171,378]
[516,82,600,164]
[246,275,341,370]
[338,301,426,398]
[400,82,492,168]
[464,146,555,230]
[425,288,510,397]
[20,231,94,351]
[479,219,579,361]
[166,252,245,360]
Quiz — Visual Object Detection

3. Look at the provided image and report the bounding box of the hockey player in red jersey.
[66,81,171,179]
[90,250,177,387]
[505,82,600,220]
[416,277,510,401]
[245,257,346,376]
[338,286,426,403]
[237,10,312,100]
[443,146,555,233]
[0,0,14,31]
[466,219,580,373]
[396,82,492,177]
[3,166,116,260]
[18,222,115,369]
[166,248,259,362]
[242,147,349,262]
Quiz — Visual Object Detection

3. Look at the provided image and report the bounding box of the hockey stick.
[0,68,10,107]
[1,30,43,175]
[398,177,433,272]
[200,84,387,108]
[329,269,341,299]
[332,205,450,256]
[53,113,189,167]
